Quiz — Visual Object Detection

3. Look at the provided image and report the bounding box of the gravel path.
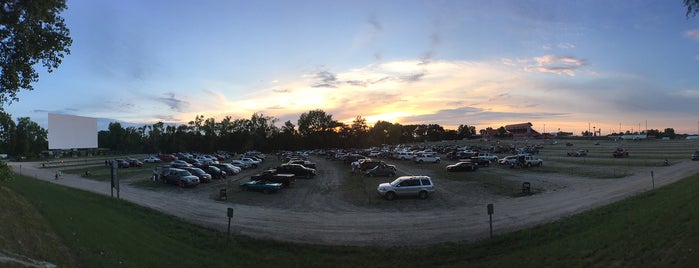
[9,159,699,246]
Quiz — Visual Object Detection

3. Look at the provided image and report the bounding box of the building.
[504,122,541,138]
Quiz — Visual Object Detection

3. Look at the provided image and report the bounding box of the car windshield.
[390,178,404,186]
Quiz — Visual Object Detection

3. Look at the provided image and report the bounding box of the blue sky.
[6,0,699,134]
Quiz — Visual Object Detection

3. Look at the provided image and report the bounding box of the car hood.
[377,182,392,190]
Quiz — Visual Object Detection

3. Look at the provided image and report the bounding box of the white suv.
[377,176,435,200]
[413,153,440,163]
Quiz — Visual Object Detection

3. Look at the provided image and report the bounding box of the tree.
[686,0,699,17]
[13,117,47,157]
[457,124,476,139]
[0,0,72,105]
[663,128,676,139]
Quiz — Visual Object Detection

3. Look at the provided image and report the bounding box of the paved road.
[9,160,699,246]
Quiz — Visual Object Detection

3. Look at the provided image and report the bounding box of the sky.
[6,0,699,135]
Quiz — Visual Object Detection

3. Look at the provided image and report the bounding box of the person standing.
[153,167,159,182]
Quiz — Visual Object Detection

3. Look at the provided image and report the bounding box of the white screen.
[48,113,98,149]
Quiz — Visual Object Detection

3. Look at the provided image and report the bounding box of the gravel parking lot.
[10,140,699,246]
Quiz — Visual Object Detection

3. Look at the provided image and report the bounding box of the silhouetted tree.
[0,0,72,105]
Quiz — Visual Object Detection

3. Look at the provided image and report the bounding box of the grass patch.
[2,172,699,266]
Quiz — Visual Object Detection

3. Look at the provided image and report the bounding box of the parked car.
[239,157,261,168]
[170,160,192,168]
[377,176,435,200]
[612,148,629,158]
[286,159,317,169]
[413,153,440,163]
[567,149,588,157]
[364,164,397,177]
[498,156,519,165]
[230,160,251,169]
[446,161,479,172]
[157,154,177,162]
[182,167,212,183]
[144,156,161,163]
[114,159,130,168]
[203,165,226,180]
[251,170,296,187]
[124,157,143,167]
[239,180,283,193]
[275,163,316,178]
[477,152,498,162]
[160,167,200,187]
[213,163,241,175]
[693,150,699,161]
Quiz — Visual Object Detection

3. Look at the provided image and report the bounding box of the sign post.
[487,203,494,238]
[651,171,654,190]
[227,207,234,242]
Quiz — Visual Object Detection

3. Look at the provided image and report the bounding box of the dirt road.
[9,159,699,246]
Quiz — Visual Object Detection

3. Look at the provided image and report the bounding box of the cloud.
[684,29,699,41]
[156,92,189,112]
[368,15,382,31]
[401,73,425,82]
[526,55,588,76]
[272,88,290,93]
[312,71,339,88]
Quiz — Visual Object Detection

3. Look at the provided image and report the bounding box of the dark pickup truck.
[459,157,491,167]
[251,170,296,187]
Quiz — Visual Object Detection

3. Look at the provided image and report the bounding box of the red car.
[157,154,178,161]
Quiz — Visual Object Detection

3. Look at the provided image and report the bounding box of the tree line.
[98,109,477,154]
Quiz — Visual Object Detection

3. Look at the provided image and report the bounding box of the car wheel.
[435,159,440,163]
[385,192,396,200]
[418,190,428,199]
[418,160,423,163]
[527,163,532,167]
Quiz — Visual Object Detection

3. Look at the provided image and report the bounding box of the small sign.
[227,207,234,218]
[487,203,494,215]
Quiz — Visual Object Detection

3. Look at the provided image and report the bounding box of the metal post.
[651,171,654,190]
[227,208,234,242]
[487,204,494,238]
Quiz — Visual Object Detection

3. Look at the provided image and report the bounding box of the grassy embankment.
[1,171,698,267]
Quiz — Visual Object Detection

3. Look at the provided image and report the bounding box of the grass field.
[2,169,698,267]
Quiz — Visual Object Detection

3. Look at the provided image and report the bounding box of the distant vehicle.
[364,164,397,177]
[446,161,478,172]
[612,148,629,158]
[240,157,261,168]
[203,165,226,180]
[567,150,588,157]
[692,151,699,161]
[160,167,200,187]
[286,159,316,169]
[368,151,381,157]
[377,176,435,200]
[125,158,143,167]
[413,153,440,163]
[182,167,212,183]
[251,170,296,187]
[393,152,413,160]
[157,154,177,162]
[498,156,519,165]
[114,159,130,168]
[275,164,316,178]
[170,160,192,168]
[143,156,161,163]
[476,152,498,162]
[230,160,250,169]
[522,155,543,167]
[239,180,283,194]
[213,163,241,175]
